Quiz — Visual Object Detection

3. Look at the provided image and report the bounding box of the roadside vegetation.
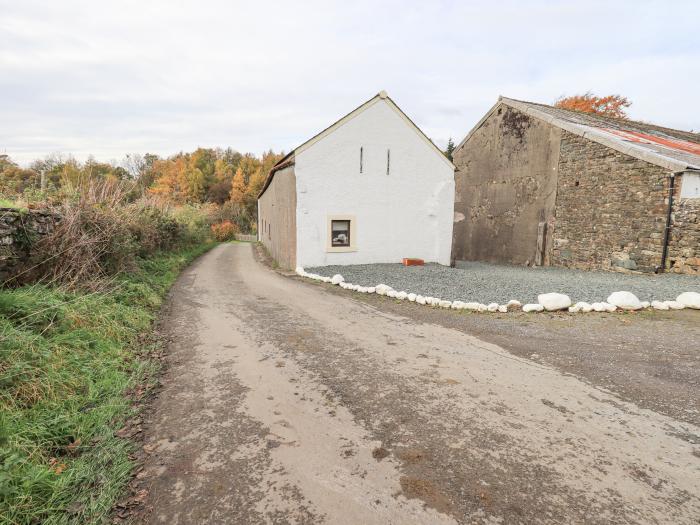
[0,147,275,523]
[1,243,213,524]
[0,147,282,235]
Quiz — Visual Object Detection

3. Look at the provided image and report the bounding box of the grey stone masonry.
[669,197,700,274]
[0,208,61,285]
[551,132,699,275]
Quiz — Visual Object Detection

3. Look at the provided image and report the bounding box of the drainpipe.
[658,171,682,273]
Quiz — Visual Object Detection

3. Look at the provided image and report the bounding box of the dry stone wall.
[0,208,60,284]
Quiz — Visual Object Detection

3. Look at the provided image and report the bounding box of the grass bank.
[0,242,216,524]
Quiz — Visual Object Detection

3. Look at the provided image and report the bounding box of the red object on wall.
[403,258,424,266]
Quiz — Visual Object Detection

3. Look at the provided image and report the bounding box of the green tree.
[444,137,455,161]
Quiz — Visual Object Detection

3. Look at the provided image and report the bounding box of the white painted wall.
[680,172,700,199]
[294,98,455,268]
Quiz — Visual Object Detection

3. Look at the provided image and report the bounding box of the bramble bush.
[3,180,214,289]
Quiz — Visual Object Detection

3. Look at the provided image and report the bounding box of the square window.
[331,220,351,247]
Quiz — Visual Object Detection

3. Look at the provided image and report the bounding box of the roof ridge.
[498,97,700,172]
[499,96,700,140]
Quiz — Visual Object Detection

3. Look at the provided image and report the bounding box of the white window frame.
[326,215,357,253]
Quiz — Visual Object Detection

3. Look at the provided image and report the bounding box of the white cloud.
[1,0,699,164]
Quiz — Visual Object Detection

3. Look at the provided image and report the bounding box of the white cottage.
[257,91,455,270]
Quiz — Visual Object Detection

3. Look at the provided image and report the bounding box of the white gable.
[294,97,455,268]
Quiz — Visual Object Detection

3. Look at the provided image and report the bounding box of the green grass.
[0,200,27,212]
[0,242,216,524]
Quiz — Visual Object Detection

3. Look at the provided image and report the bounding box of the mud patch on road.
[400,476,453,514]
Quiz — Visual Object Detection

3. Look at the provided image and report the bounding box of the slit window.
[386,149,390,175]
[360,147,363,173]
[331,220,351,247]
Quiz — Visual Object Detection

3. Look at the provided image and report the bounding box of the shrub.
[25,180,211,289]
[210,220,239,241]
[170,203,214,245]
[126,202,182,256]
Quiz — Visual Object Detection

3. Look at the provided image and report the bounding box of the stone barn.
[258,91,455,270]
[451,97,700,274]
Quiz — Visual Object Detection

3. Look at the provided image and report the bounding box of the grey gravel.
[306,261,700,304]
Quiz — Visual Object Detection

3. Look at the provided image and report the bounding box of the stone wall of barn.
[1,208,61,285]
[451,105,561,265]
[551,132,699,274]
[668,193,700,274]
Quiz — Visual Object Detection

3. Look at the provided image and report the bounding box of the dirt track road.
[136,243,700,524]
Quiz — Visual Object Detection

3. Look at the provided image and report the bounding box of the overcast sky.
[1,0,699,165]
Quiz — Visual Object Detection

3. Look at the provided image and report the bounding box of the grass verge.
[0,242,216,524]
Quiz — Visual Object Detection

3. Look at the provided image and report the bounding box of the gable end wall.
[451,105,561,265]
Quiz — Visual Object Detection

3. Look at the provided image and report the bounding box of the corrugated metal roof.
[500,97,700,172]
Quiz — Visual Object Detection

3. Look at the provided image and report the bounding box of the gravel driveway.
[307,261,699,304]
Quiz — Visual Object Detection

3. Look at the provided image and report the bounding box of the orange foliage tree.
[146,147,284,233]
[554,92,631,119]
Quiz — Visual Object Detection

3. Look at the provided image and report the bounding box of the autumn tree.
[206,158,235,204]
[229,167,246,205]
[0,155,40,194]
[554,92,631,119]
[149,157,188,202]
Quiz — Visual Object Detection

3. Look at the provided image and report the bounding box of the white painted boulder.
[537,293,572,311]
[523,303,544,313]
[375,284,394,296]
[464,302,481,311]
[416,295,426,305]
[677,292,700,309]
[497,305,508,313]
[407,293,417,302]
[569,301,592,313]
[606,291,643,310]
[590,302,616,312]
[331,274,344,285]
[396,291,408,300]
[651,300,670,310]
[666,300,685,310]
[487,303,499,312]
[439,300,452,308]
